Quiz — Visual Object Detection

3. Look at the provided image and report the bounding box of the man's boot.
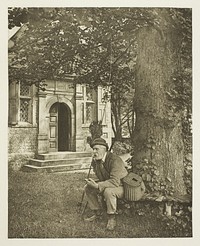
[106,214,116,230]
[84,209,103,222]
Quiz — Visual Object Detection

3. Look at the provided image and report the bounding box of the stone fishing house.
[8,26,112,172]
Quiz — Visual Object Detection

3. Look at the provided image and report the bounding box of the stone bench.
[120,193,192,216]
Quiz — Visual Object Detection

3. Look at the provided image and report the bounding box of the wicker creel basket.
[122,172,145,201]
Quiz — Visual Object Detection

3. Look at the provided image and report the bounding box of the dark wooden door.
[49,103,71,152]
[49,103,58,152]
[58,103,71,151]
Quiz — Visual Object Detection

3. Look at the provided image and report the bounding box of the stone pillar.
[37,91,49,154]
[75,84,85,151]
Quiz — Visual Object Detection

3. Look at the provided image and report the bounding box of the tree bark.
[133,9,186,195]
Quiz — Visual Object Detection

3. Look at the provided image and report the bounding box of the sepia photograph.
[1,0,199,244]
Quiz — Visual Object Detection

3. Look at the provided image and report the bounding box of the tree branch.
[111,40,135,66]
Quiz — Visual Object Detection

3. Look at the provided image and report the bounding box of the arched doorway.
[49,102,71,152]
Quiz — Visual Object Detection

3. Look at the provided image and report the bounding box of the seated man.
[84,138,128,230]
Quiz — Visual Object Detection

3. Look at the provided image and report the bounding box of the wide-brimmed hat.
[91,138,109,150]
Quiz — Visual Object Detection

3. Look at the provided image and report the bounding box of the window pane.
[20,83,30,96]
[86,103,94,123]
[86,87,93,101]
[99,108,106,124]
[20,99,30,122]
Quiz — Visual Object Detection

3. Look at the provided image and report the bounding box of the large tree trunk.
[133,9,186,195]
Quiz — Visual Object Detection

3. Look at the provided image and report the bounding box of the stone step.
[22,163,90,173]
[22,151,94,173]
[29,156,92,167]
[36,151,92,160]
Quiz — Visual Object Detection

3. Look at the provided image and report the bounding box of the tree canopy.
[8,8,191,84]
[8,7,192,140]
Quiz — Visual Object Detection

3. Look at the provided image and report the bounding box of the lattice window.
[82,85,96,125]
[20,99,30,122]
[86,103,94,123]
[86,87,93,101]
[20,83,30,96]
[19,82,32,123]
[9,81,34,125]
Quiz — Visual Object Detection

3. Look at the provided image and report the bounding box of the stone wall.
[8,127,37,170]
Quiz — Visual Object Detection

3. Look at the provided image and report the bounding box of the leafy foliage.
[8,7,28,29]
[131,159,174,198]
[112,140,132,155]
[159,202,192,237]
[87,120,103,146]
[8,8,137,140]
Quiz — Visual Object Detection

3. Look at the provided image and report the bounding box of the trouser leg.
[84,185,102,211]
[103,186,124,214]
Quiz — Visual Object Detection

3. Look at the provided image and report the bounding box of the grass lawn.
[8,169,192,238]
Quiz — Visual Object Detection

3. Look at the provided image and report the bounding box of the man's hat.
[91,138,109,150]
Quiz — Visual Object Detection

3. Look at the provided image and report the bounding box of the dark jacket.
[92,151,128,193]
